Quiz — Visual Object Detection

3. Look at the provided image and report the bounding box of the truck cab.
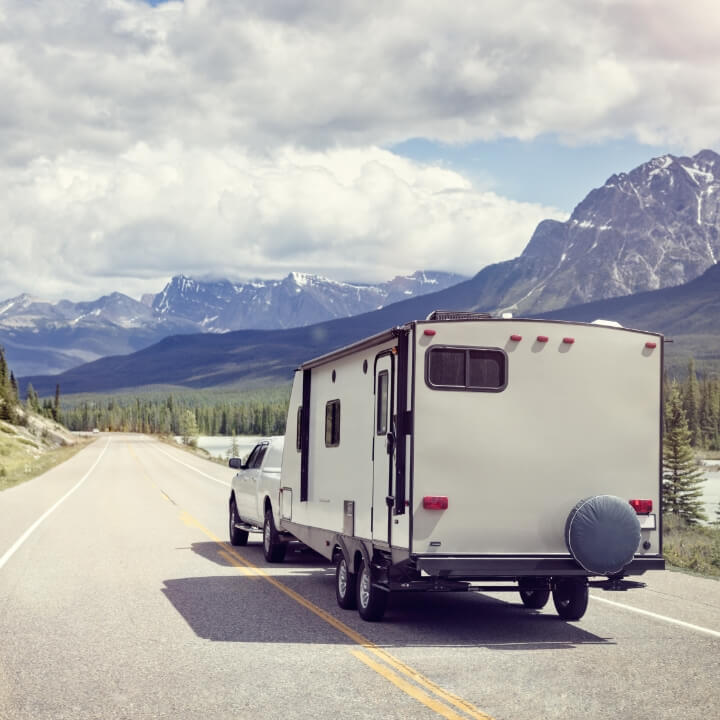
[228,436,288,561]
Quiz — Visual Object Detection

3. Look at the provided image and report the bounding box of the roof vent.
[591,318,623,328]
[425,310,492,322]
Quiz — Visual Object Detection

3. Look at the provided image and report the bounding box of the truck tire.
[552,578,589,621]
[518,578,550,609]
[263,509,287,563]
[229,498,249,546]
[356,558,387,621]
[335,554,357,610]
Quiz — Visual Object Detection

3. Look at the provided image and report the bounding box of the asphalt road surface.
[1,434,718,720]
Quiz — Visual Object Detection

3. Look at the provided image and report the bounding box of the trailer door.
[373,353,395,545]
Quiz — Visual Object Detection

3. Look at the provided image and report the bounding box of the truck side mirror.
[228,458,244,469]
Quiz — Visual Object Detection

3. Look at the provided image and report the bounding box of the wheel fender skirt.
[565,495,641,575]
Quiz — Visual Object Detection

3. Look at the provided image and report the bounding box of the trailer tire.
[565,495,641,575]
[356,558,387,622]
[552,578,589,621]
[229,498,249,546]
[263,509,287,563]
[518,578,550,609]
[335,554,357,610]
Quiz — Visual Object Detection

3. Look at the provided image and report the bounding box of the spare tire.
[565,495,641,575]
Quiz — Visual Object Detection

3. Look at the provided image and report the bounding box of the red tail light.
[423,496,448,510]
[629,499,653,514]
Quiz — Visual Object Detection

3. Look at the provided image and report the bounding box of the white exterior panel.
[411,320,662,558]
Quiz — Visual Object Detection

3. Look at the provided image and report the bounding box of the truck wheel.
[335,554,357,610]
[518,578,550,609]
[356,558,387,621]
[229,499,249,546]
[263,509,287,563]
[552,578,589,621]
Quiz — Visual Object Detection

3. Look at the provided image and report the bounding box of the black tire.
[552,578,589,620]
[356,558,388,621]
[335,554,357,609]
[229,498,249,546]
[518,578,550,609]
[263,509,287,563]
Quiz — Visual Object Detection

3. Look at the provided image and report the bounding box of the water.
[174,435,265,460]
[700,461,720,523]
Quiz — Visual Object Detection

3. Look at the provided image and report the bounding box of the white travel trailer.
[272,311,665,621]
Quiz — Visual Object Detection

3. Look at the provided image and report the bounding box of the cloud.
[0,143,563,300]
[1,0,719,299]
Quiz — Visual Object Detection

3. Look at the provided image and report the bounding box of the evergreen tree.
[663,383,707,524]
[53,384,61,422]
[179,409,199,446]
[682,359,701,446]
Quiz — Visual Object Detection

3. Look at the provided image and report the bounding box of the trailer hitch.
[588,577,646,591]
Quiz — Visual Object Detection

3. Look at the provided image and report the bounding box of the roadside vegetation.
[1,347,89,492]
[661,361,720,576]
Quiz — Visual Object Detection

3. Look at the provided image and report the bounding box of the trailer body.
[271,315,664,620]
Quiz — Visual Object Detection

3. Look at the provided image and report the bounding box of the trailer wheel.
[518,578,550,609]
[229,498,249,547]
[263,509,287,563]
[335,554,357,610]
[356,558,387,621]
[552,578,589,621]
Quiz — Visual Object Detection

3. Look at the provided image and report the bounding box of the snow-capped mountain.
[473,149,720,315]
[1,271,465,376]
[150,271,462,331]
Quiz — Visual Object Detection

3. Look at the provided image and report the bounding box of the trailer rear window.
[426,346,507,392]
[325,399,341,447]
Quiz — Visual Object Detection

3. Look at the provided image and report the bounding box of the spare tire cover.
[565,495,641,575]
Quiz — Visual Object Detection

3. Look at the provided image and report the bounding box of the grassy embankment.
[663,514,720,578]
[0,417,90,492]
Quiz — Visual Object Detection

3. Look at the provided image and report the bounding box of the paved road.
[0,434,718,720]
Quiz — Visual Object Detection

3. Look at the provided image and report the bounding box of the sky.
[1,0,719,302]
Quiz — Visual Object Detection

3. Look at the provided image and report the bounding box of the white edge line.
[591,594,720,639]
[153,444,230,488]
[0,438,111,572]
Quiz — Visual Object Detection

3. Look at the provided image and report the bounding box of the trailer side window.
[426,346,507,392]
[296,406,302,452]
[376,371,388,435]
[325,400,341,447]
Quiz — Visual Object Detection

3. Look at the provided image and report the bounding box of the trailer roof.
[296,317,663,371]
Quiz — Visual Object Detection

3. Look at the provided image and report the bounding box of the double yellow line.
[132,445,493,720]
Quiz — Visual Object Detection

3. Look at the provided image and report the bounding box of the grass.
[662,514,720,578]
[0,435,92,492]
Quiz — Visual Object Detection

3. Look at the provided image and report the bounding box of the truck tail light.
[423,496,448,510]
[629,499,653,514]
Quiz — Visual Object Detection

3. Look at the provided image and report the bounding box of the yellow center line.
[350,650,470,720]
[127,444,493,720]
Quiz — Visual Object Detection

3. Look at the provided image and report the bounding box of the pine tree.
[682,359,701,446]
[179,409,199,446]
[53,384,61,422]
[663,383,707,524]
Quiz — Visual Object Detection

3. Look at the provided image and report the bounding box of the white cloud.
[0,143,564,300]
[1,0,719,299]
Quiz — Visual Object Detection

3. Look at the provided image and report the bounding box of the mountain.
[149,271,465,331]
[20,262,720,397]
[424,149,720,317]
[0,271,465,376]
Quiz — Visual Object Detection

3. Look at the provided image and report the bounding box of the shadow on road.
[162,542,612,651]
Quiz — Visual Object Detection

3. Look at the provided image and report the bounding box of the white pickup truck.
[227,436,289,562]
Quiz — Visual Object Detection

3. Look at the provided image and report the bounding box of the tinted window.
[376,371,388,435]
[296,406,302,452]
[250,445,268,468]
[325,400,340,447]
[426,346,506,391]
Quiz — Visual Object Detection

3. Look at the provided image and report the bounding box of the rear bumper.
[414,555,665,579]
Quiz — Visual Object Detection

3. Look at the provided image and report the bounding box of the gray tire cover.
[565,495,641,575]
